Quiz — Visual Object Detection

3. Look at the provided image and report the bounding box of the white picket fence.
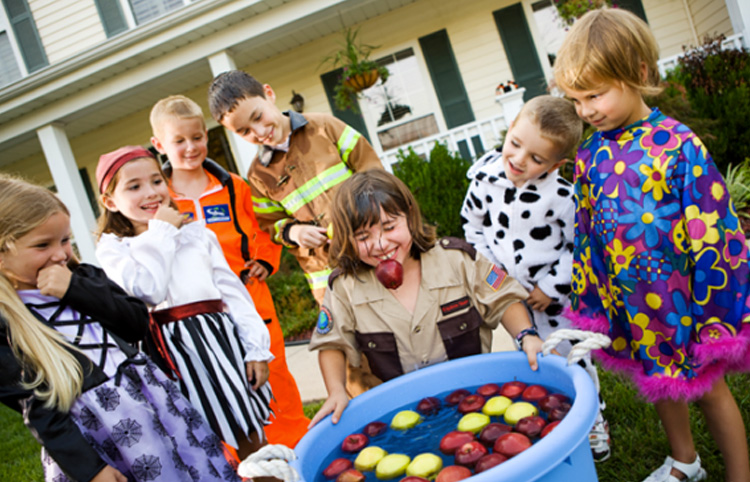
[380,114,507,171]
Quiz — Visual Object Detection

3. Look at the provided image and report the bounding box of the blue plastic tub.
[292,351,598,481]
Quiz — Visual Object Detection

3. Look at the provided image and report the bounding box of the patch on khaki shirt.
[485,264,507,291]
[316,306,333,335]
[441,296,471,315]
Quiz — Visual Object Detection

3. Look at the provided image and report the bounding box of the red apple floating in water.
[514,415,547,439]
[416,396,442,415]
[399,477,430,482]
[500,381,526,399]
[439,430,476,455]
[493,432,533,458]
[539,394,564,413]
[336,468,366,482]
[476,383,501,398]
[474,453,508,473]
[323,458,353,479]
[445,388,471,406]
[363,421,387,437]
[457,394,486,414]
[341,433,369,453]
[541,420,561,438]
[453,440,488,468]
[375,259,403,289]
[521,384,549,403]
[435,465,472,482]
[478,422,512,447]
[548,402,572,422]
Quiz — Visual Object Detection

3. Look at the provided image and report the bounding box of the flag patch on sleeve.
[485,265,507,291]
[316,307,333,335]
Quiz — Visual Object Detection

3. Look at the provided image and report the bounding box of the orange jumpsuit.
[167,159,309,448]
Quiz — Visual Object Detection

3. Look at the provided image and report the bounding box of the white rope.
[237,444,300,481]
[542,328,611,365]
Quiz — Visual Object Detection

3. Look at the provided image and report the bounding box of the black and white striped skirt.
[153,306,273,449]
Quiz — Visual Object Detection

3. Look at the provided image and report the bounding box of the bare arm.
[308,349,349,428]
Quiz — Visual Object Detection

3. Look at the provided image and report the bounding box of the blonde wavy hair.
[553,8,662,97]
[0,174,84,411]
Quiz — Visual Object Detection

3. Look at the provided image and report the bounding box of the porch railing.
[657,33,746,78]
[380,114,507,171]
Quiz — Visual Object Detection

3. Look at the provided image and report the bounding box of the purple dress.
[569,108,750,402]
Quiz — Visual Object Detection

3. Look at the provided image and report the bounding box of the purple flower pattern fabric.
[569,108,750,402]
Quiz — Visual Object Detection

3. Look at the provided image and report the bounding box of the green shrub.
[392,142,473,238]
[724,158,750,217]
[670,34,750,174]
[267,249,319,338]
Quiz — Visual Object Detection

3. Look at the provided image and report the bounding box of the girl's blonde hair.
[95,155,176,239]
[0,174,84,411]
[553,8,662,96]
[329,169,436,276]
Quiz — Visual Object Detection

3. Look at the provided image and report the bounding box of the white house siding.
[643,0,698,57]
[688,0,732,40]
[29,0,107,64]
[2,0,730,189]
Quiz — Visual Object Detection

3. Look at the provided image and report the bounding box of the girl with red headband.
[94,145,274,462]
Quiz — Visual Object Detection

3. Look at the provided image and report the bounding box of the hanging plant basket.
[343,69,380,92]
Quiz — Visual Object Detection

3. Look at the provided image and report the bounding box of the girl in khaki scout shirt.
[308,170,544,428]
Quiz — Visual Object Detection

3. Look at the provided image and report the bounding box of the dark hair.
[208,70,266,122]
[329,169,436,276]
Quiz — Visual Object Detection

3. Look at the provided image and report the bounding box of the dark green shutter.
[321,69,371,143]
[616,0,648,22]
[95,0,128,37]
[2,0,47,73]
[418,30,474,129]
[493,4,546,100]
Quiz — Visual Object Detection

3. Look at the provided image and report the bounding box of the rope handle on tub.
[542,329,612,366]
[237,444,300,481]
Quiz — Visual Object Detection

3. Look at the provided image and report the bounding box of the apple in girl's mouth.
[375,259,403,289]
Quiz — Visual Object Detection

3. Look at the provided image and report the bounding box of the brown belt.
[151,299,223,325]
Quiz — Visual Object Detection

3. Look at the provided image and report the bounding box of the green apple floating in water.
[391,410,422,430]
[406,453,443,479]
[354,446,387,472]
[503,401,538,425]
[375,453,411,480]
[481,395,512,416]
[457,412,490,434]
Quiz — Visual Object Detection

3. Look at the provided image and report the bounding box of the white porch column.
[726,0,750,43]
[36,124,98,264]
[207,50,258,177]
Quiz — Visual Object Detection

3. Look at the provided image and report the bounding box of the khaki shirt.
[309,238,529,382]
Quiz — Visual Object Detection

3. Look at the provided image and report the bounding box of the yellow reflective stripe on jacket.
[304,268,332,291]
[253,196,286,215]
[338,126,360,164]
[281,162,352,213]
[273,218,288,243]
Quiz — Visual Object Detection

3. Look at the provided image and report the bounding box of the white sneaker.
[642,455,707,482]
[589,419,611,462]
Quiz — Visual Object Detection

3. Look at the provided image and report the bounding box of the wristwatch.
[515,327,539,349]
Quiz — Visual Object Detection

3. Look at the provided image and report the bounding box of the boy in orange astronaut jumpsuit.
[150,94,309,448]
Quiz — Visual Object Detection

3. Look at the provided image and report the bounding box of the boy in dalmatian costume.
[461,95,611,461]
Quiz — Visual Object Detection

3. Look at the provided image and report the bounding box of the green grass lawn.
[3,370,748,481]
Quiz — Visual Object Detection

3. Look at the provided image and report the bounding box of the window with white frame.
[0,30,22,87]
[358,48,441,152]
[529,0,568,68]
[95,0,191,38]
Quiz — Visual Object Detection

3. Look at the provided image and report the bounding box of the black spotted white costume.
[461,148,576,348]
